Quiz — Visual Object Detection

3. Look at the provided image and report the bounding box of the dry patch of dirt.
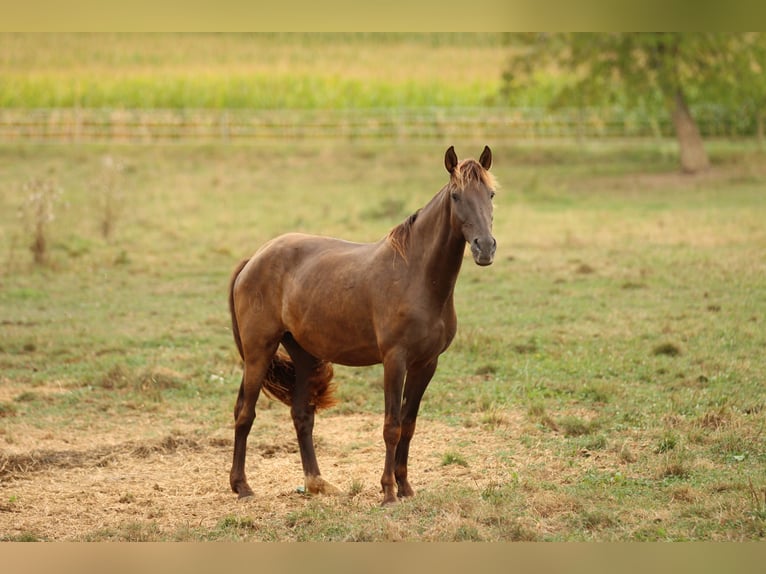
[0,410,524,540]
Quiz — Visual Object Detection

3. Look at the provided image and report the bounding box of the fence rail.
[0,106,755,143]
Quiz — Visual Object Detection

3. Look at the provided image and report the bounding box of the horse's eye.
[490,191,496,200]
[451,191,460,201]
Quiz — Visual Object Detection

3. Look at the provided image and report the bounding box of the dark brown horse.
[228,146,497,505]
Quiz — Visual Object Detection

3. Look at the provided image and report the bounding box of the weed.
[92,364,183,399]
[217,515,256,531]
[579,383,613,404]
[527,402,546,418]
[670,485,698,503]
[699,407,730,430]
[1,532,44,542]
[95,364,131,390]
[348,479,364,497]
[118,493,136,504]
[619,442,638,463]
[18,177,62,265]
[747,479,766,520]
[481,481,519,505]
[652,342,682,357]
[527,403,559,432]
[14,391,45,404]
[497,519,539,541]
[655,432,678,453]
[657,450,693,480]
[480,408,508,428]
[453,524,482,541]
[114,250,131,265]
[579,509,617,531]
[474,364,497,376]
[513,338,539,354]
[441,451,468,467]
[558,415,597,437]
[97,155,125,240]
[0,402,18,418]
[713,432,749,460]
[575,262,596,275]
[84,521,162,542]
[632,524,669,541]
[584,434,608,451]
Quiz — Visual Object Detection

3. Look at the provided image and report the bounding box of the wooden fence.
[0,106,753,143]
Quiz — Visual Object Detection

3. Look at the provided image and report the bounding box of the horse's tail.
[229,258,337,411]
[229,258,250,361]
[262,353,337,411]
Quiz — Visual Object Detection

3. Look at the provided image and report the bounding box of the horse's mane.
[450,158,497,191]
[388,209,420,262]
[386,159,496,261]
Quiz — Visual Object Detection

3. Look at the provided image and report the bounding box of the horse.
[228,145,497,506]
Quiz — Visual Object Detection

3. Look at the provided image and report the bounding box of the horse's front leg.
[395,359,438,498]
[380,351,407,506]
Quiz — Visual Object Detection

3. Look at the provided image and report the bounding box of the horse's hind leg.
[230,348,277,499]
[282,333,340,496]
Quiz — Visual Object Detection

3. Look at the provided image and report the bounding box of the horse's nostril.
[473,237,495,253]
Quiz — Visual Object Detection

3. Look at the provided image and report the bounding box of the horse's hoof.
[305,475,341,496]
[235,486,255,500]
[397,483,415,498]
[381,497,399,507]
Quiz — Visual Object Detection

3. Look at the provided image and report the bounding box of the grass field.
[1,138,764,541]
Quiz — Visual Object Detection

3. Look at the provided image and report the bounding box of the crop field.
[1,138,764,541]
[0,33,508,109]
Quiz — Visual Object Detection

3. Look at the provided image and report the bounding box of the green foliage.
[502,33,766,135]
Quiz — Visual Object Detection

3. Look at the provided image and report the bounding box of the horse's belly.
[284,294,381,365]
[290,324,382,366]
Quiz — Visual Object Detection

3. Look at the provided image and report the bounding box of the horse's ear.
[445,146,458,174]
[479,146,492,170]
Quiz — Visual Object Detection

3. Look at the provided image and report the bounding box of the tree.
[502,33,765,173]
[696,33,766,147]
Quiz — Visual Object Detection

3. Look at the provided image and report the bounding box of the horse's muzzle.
[471,236,496,266]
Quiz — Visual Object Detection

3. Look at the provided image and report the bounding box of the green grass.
[1,139,765,540]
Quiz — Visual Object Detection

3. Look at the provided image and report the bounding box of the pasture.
[1,138,764,541]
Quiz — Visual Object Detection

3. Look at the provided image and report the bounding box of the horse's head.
[445,145,497,266]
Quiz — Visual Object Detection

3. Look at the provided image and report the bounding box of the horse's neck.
[410,189,466,300]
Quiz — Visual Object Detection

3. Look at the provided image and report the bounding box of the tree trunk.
[671,90,709,174]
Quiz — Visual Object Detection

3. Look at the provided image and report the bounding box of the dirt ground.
[0,406,522,540]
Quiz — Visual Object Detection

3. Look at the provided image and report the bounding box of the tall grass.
[0,74,502,110]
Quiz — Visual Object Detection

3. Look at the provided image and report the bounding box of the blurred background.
[1,33,763,165]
